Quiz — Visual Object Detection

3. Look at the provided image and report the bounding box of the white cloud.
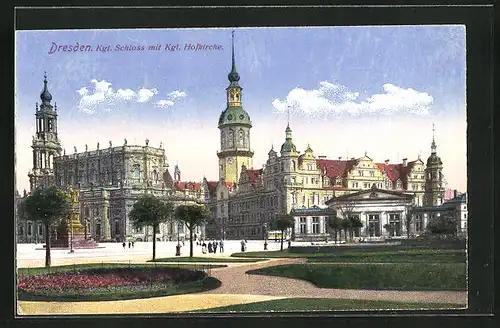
[137,88,158,103]
[155,90,187,108]
[156,100,174,108]
[76,80,182,114]
[168,90,187,100]
[272,81,433,117]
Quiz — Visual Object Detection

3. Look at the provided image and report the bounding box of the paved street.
[16,240,288,268]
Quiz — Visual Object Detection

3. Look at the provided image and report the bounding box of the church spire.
[228,30,240,84]
[40,71,53,105]
[431,123,437,154]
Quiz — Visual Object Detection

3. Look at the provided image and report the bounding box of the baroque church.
[203,34,447,241]
[17,74,205,244]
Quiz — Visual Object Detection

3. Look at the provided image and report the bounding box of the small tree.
[405,204,417,239]
[337,199,357,242]
[349,216,363,239]
[174,204,211,257]
[22,186,72,267]
[383,223,395,237]
[341,218,352,242]
[426,213,458,237]
[129,195,174,260]
[275,214,295,251]
[327,216,342,244]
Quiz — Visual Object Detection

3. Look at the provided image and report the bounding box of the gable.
[326,187,413,204]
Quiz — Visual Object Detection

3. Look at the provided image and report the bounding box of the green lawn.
[231,249,465,263]
[246,263,466,291]
[151,257,268,263]
[17,262,227,279]
[189,298,465,312]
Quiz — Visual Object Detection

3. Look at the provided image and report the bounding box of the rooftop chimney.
[338,157,342,160]
[454,189,458,198]
[385,159,389,164]
[403,158,408,167]
[318,155,327,159]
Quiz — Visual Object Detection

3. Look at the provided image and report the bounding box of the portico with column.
[325,184,414,239]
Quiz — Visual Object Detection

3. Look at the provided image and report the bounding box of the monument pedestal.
[51,217,98,249]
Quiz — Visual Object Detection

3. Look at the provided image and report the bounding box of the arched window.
[27,224,32,236]
[115,221,120,236]
[38,224,43,235]
[238,129,244,147]
[221,131,225,148]
[292,161,296,171]
[228,130,234,147]
[133,164,140,180]
[153,170,158,183]
[18,225,24,235]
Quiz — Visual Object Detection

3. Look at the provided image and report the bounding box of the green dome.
[426,153,443,166]
[281,139,297,153]
[218,106,252,127]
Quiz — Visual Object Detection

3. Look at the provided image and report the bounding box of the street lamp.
[69,214,74,254]
[175,221,181,256]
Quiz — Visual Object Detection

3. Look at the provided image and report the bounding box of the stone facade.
[203,35,447,241]
[17,77,206,244]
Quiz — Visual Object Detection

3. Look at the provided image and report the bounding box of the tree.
[405,204,417,239]
[341,218,352,242]
[174,204,211,257]
[337,199,357,242]
[129,195,174,260]
[22,186,72,267]
[426,213,458,237]
[327,216,342,244]
[349,216,363,240]
[275,214,295,251]
[383,223,395,237]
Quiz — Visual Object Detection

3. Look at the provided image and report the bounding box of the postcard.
[14,25,467,316]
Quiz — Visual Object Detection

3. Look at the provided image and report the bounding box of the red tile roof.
[376,161,415,189]
[205,181,218,197]
[245,169,263,185]
[315,159,359,179]
[174,181,201,192]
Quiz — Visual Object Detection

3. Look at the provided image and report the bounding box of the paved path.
[199,258,466,304]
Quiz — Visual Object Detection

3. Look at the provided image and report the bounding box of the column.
[101,191,111,240]
[306,216,311,235]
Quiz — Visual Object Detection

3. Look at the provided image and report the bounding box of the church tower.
[217,31,254,183]
[424,124,445,206]
[28,73,62,191]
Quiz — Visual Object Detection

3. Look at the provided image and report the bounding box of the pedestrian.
[208,241,213,253]
[213,240,218,253]
[241,239,246,252]
[288,239,291,248]
[131,241,135,248]
[122,242,126,249]
[202,241,207,254]
[128,241,131,248]
[219,240,224,253]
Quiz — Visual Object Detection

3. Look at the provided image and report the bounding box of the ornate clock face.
[227,157,234,164]
[227,114,233,121]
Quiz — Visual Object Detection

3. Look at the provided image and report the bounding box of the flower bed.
[18,266,218,301]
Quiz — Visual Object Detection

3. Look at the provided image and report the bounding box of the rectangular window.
[415,214,423,232]
[312,217,320,234]
[389,213,402,236]
[299,217,306,234]
[370,171,375,177]
[368,214,380,237]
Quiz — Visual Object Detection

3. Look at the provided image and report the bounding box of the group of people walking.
[200,240,224,254]
[122,241,135,249]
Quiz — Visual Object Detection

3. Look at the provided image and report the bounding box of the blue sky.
[15,26,466,193]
